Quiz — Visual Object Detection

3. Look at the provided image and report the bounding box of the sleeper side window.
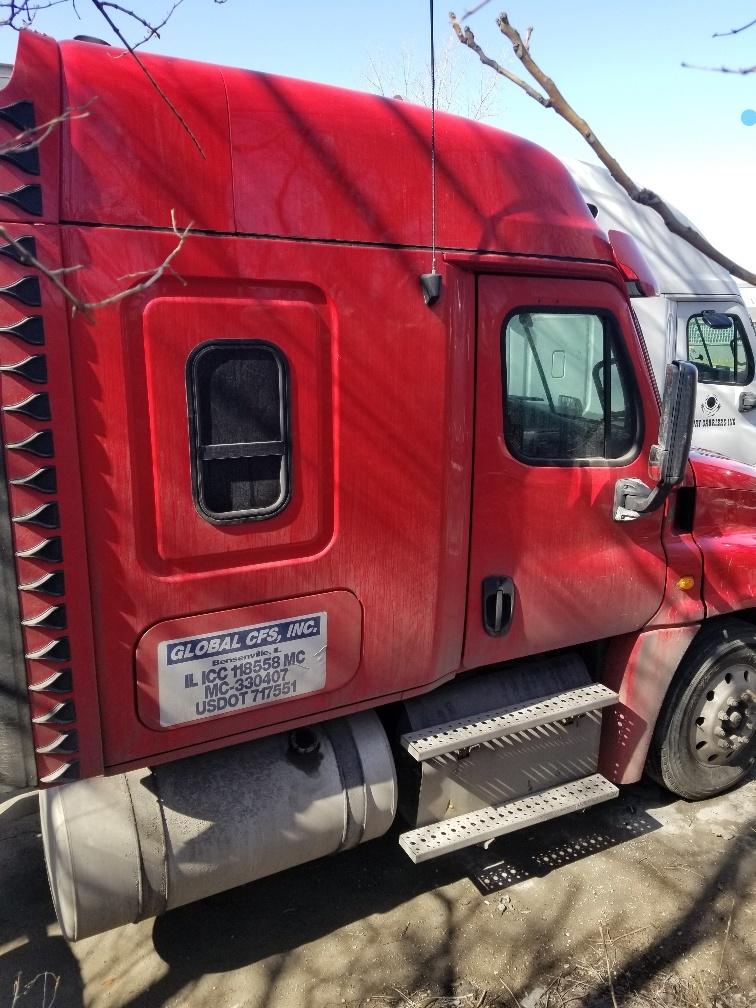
[188,341,290,522]
[686,313,753,386]
[503,310,637,465]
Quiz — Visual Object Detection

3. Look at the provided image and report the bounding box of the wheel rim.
[690,663,756,765]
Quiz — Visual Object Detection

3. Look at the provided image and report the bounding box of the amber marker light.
[677,576,695,591]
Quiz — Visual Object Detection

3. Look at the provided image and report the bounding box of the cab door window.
[686,312,753,385]
[187,341,290,522]
[503,310,638,464]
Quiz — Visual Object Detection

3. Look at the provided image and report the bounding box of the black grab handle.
[482,576,516,637]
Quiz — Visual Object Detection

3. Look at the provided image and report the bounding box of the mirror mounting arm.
[613,477,668,521]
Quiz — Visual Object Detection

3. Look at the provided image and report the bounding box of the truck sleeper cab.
[0,32,754,941]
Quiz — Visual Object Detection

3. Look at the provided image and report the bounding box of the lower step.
[398,773,619,864]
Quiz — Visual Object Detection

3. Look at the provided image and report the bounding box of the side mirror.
[613,360,697,521]
[700,309,732,330]
[655,360,697,485]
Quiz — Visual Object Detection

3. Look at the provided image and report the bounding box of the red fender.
[599,624,700,784]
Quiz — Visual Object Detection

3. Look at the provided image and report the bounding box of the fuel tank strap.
[323,718,367,852]
[125,768,168,919]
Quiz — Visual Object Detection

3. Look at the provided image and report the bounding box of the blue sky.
[1,1,754,270]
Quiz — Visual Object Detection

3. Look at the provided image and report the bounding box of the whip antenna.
[420,0,442,306]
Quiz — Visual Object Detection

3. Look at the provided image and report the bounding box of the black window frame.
[685,312,754,388]
[187,339,291,524]
[500,306,644,468]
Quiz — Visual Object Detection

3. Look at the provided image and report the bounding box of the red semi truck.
[0,31,754,941]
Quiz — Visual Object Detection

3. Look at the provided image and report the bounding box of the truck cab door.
[674,297,756,464]
[463,272,668,670]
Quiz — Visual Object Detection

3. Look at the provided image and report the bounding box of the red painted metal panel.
[0,224,102,784]
[61,225,472,771]
[689,449,756,490]
[58,39,233,232]
[444,253,626,287]
[223,66,611,259]
[0,32,61,226]
[599,624,700,784]
[647,526,705,627]
[3,29,614,257]
[646,470,706,629]
[464,272,668,668]
[140,297,332,568]
[6,29,616,263]
[688,453,756,617]
[607,230,658,297]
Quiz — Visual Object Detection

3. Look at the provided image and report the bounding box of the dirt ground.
[1,772,754,1008]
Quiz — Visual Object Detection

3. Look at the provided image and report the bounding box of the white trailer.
[567,161,756,465]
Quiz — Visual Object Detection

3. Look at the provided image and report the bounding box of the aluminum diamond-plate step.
[399,773,619,863]
[400,683,617,761]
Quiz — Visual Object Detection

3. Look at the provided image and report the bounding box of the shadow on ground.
[0,812,83,1006]
[147,784,664,973]
[1,776,753,1008]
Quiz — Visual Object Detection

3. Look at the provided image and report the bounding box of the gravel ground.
[1,773,754,1008]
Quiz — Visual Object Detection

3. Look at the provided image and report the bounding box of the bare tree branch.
[449,10,756,286]
[684,14,756,73]
[681,60,756,75]
[0,209,191,317]
[365,40,501,120]
[713,16,756,37]
[0,4,199,318]
[91,0,181,48]
[460,0,493,21]
[364,53,388,97]
[2,0,179,43]
[87,0,205,156]
[0,102,94,159]
[450,13,549,107]
[0,1,68,29]
[1,2,205,155]
[465,57,499,121]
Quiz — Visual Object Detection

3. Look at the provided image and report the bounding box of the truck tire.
[647,618,756,800]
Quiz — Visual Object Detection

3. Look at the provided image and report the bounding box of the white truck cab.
[567,160,756,465]
[738,282,756,327]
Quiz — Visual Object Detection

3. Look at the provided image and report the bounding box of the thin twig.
[0,102,94,158]
[391,988,413,1006]
[88,0,206,156]
[0,1,68,28]
[2,2,204,154]
[610,924,651,943]
[460,0,493,21]
[91,0,181,47]
[713,16,756,37]
[711,897,735,1008]
[500,979,524,1008]
[682,61,756,75]
[0,225,88,307]
[0,209,191,317]
[10,972,60,1008]
[600,925,619,1008]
